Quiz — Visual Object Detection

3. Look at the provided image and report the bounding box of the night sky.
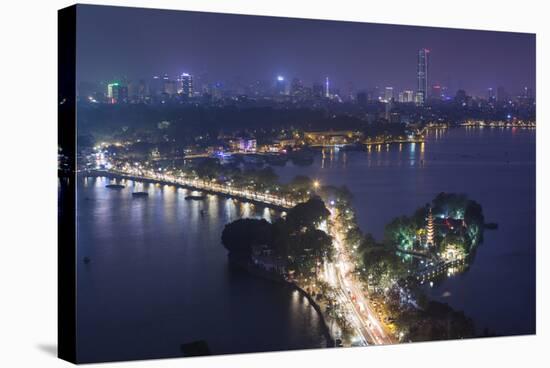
[76,4,535,96]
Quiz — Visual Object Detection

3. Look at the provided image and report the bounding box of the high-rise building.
[417,48,430,104]
[127,81,139,102]
[149,75,163,97]
[431,84,442,100]
[180,73,194,98]
[107,82,126,103]
[398,92,404,103]
[107,82,118,102]
[290,77,304,97]
[325,76,330,98]
[389,112,401,124]
[455,89,468,106]
[414,91,424,106]
[137,79,147,101]
[384,87,394,102]
[161,74,177,96]
[367,86,380,101]
[399,90,414,103]
[275,75,286,95]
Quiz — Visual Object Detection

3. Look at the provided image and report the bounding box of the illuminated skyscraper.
[107,82,118,101]
[275,75,286,95]
[161,74,177,96]
[107,82,126,103]
[384,87,394,102]
[414,91,424,106]
[149,75,163,97]
[180,73,194,98]
[417,48,430,104]
[325,76,330,98]
[399,90,414,103]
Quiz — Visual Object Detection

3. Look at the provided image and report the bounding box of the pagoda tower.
[426,207,435,248]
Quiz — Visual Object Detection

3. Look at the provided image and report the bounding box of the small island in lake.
[221,188,493,344]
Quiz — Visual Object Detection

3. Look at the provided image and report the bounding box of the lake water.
[76,127,535,362]
[274,127,536,337]
[76,179,326,363]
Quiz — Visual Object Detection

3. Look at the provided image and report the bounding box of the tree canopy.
[221,218,273,256]
[286,196,330,231]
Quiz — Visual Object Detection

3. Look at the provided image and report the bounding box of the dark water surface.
[274,127,536,336]
[76,127,535,362]
[76,180,326,362]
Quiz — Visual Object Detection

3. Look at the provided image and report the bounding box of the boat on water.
[132,192,149,197]
[105,184,125,189]
[185,195,206,200]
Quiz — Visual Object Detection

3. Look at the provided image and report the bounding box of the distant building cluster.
[229,138,257,153]
[78,48,535,128]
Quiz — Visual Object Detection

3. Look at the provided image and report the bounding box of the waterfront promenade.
[87,167,392,346]
[88,169,297,210]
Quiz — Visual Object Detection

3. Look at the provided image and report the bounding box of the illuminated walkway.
[99,169,298,210]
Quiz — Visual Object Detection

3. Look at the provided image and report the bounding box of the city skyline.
[76,5,535,97]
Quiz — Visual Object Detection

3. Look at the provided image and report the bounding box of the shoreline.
[82,170,292,212]
[85,172,336,348]
[229,257,336,348]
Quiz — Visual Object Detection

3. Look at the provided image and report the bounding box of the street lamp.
[313,180,320,189]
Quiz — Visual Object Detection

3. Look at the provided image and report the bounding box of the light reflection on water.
[76,176,325,363]
[273,127,535,337]
[75,127,535,362]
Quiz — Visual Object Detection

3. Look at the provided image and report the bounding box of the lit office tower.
[161,74,177,96]
[180,73,193,98]
[384,87,394,102]
[325,76,330,98]
[107,82,124,104]
[275,75,286,95]
[401,90,414,103]
[417,48,430,104]
[107,82,118,101]
[149,75,162,96]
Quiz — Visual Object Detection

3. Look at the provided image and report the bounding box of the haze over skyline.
[76,4,536,96]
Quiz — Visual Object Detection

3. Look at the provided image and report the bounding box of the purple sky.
[76,4,535,96]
